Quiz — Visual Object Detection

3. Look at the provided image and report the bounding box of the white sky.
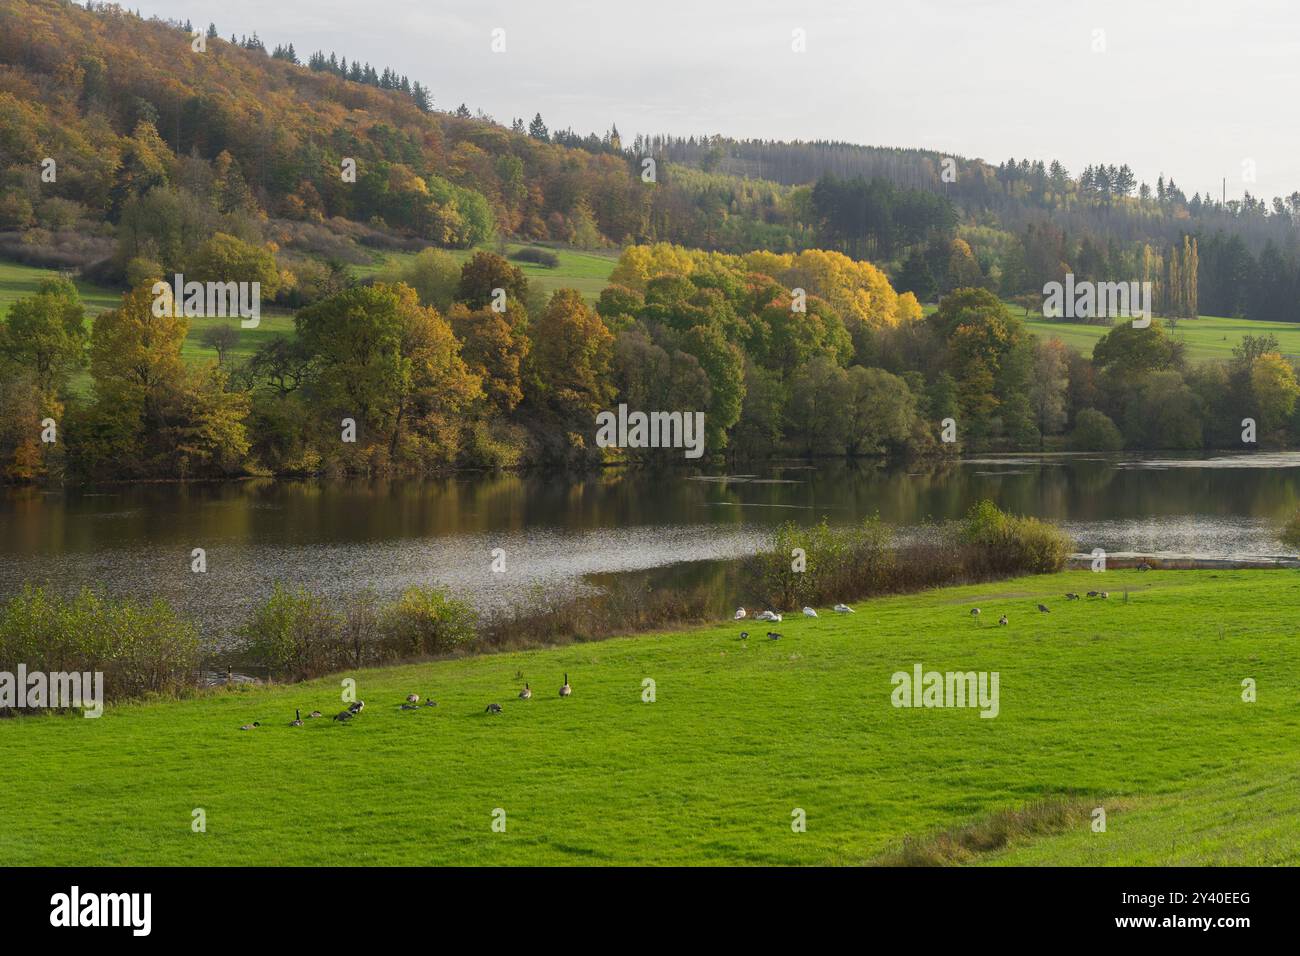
[115,0,1300,201]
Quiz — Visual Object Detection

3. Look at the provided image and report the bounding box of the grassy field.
[356,241,618,301]
[1021,311,1300,363]
[0,569,1294,866]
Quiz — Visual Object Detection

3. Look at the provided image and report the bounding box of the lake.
[3,452,1299,643]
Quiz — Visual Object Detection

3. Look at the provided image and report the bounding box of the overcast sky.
[119,0,1300,201]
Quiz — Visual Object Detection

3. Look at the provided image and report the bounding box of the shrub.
[0,586,200,707]
[510,246,560,268]
[1281,511,1300,550]
[379,586,478,656]
[1069,408,1124,451]
[236,582,338,680]
[960,500,1074,575]
[745,517,896,610]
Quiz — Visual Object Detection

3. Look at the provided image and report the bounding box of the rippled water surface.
[4,453,1300,638]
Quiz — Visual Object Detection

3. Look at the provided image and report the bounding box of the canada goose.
[971,607,981,617]
[1137,562,1152,571]
[348,700,365,714]
[767,631,782,640]
[833,603,854,613]
[560,674,572,697]
[739,631,749,640]
[423,699,437,707]
[334,710,353,721]
[485,703,502,714]
[1065,593,1080,600]
[1099,591,1109,599]
[998,614,1008,626]
[735,608,747,620]
[519,683,532,700]
[239,721,260,731]
[290,709,303,727]
[308,710,323,719]
[400,703,419,711]
[1037,604,1050,613]
[802,607,817,617]
[406,693,420,704]
[1087,590,1100,598]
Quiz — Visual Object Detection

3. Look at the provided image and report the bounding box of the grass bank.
[0,569,1293,865]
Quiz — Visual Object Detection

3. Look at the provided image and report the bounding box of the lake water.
[3,453,1299,642]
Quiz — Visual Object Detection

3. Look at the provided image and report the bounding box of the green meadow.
[1022,312,1300,363]
[356,242,618,301]
[0,569,1294,866]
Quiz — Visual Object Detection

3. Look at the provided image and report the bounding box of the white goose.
[734,608,747,620]
[802,607,817,618]
[833,604,854,614]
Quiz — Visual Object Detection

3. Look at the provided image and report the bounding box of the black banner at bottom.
[0,866,1284,941]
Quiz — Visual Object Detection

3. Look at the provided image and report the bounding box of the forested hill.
[3,0,1300,321]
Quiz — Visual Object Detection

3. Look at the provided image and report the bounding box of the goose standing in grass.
[1138,562,1152,571]
[1099,591,1109,599]
[400,703,420,711]
[1037,604,1050,613]
[734,608,747,620]
[308,710,323,718]
[833,604,854,614]
[348,700,365,715]
[1066,593,1080,600]
[802,607,817,618]
[1087,590,1100,598]
[739,631,749,640]
[485,703,502,714]
[519,683,532,700]
[239,721,260,731]
[560,674,572,698]
[970,608,981,623]
[423,697,437,707]
[290,709,303,727]
[767,631,782,640]
[334,710,353,722]
[998,614,1008,626]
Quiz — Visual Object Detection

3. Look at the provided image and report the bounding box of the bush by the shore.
[0,586,201,707]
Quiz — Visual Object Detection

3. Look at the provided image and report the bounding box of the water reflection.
[2,454,1298,641]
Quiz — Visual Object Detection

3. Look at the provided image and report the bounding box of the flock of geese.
[240,583,1120,729]
[239,675,572,730]
[968,590,1111,627]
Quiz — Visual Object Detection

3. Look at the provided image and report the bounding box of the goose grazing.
[802,607,818,618]
[1099,591,1109,599]
[833,604,854,614]
[1137,562,1152,571]
[334,710,353,722]
[1037,604,1050,613]
[1087,590,1100,598]
[998,614,1008,626]
[290,709,303,727]
[739,631,749,640]
[348,700,365,714]
[406,693,420,704]
[519,683,532,700]
[485,703,502,714]
[734,608,747,620]
[560,674,572,698]
[308,710,323,719]
[239,721,260,731]
[1065,592,1080,600]
[767,631,782,640]
[400,703,419,711]
[423,698,437,707]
